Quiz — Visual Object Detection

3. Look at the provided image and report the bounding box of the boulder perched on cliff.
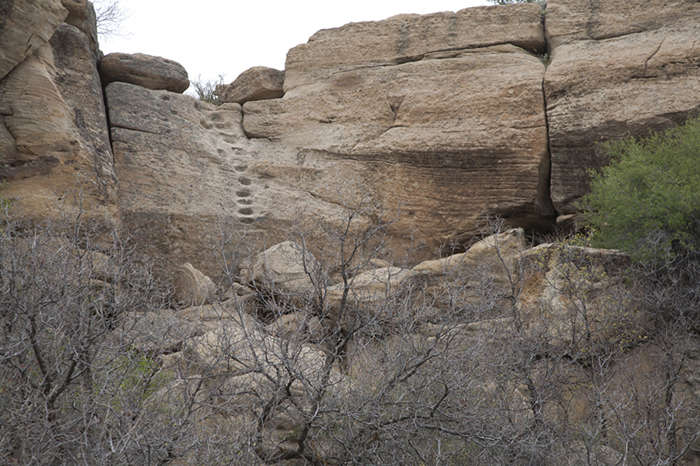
[544,0,700,214]
[218,66,285,104]
[0,0,67,80]
[99,53,190,93]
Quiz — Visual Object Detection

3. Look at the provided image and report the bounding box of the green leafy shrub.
[580,116,700,263]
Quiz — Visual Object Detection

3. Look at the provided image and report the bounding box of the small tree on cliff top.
[580,116,700,263]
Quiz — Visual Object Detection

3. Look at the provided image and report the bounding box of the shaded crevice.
[538,5,558,222]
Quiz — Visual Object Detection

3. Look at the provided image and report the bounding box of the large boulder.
[219,66,285,105]
[0,0,67,80]
[544,0,700,214]
[99,53,190,93]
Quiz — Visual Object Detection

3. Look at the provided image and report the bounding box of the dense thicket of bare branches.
[1,194,699,465]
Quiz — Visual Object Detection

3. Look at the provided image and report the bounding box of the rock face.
[218,66,285,104]
[0,0,68,80]
[4,0,700,285]
[0,20,118,226]
[246,3,554,248]
[99,53,190,93]
[544,0,700,214]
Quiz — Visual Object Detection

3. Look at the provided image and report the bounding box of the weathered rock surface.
[105,81,315,278]
[517,243,644,351]
[0,24,118,226]
[173,263,216,306]
[284,3,546,90]
[246,43,554,246]
[413,228,527,318]
[0,0,67,80]
[219,66,285,104]
[544,0,700,50]
[99,53,190,93]
[544,0,700,214]
[61,0,99,55]
[241,241,322,295]
[105,5,557,276]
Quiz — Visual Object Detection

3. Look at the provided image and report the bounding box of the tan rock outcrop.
[219,66,285,104]
[0,24,119,227]
[105,5,556,276]
[0,0,67,80]
[245,43,554,247]
[241,241,322,295]
[61,0,98,55]
[99,53,190,93]
[544,0,700,214]
[106,82,302,278]
[284,3,546,90]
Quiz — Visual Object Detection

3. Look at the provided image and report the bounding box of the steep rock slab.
[0,0,67,80]
[0,23,118,226]
[246,44,554,249]
[108,6,554,276]
[544,0,700,214]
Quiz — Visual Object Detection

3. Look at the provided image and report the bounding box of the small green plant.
[580,116,700,263]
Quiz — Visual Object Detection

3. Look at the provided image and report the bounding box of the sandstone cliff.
[1,0,699,277]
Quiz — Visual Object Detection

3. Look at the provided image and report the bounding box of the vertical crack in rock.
[539,5,557,220]
[641,37,666,78]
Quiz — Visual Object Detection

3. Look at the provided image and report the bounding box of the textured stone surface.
[544,0,700,214]
[99,53,190,92]
[413,229,526,318]
[106,82,256,277]
[284,3,546,90]
[61,0,98,55]
[246,44,554,246]
[219,66,285,104]
[544,0,700,49]
[241,241,321,295]
[0,0,67,80]
[0,27,119,226]
[173,263,216,306]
